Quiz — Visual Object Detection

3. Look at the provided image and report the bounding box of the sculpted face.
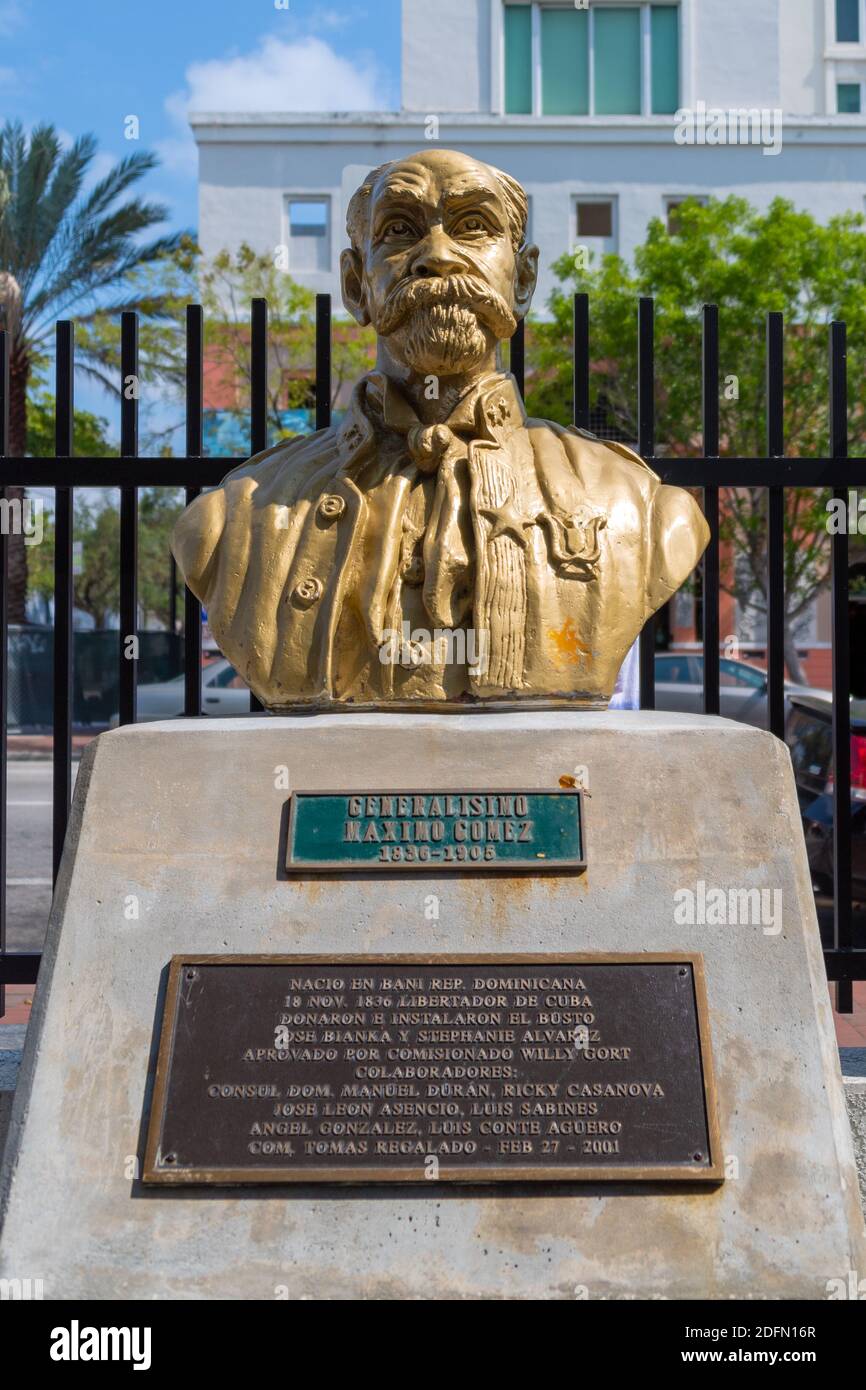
[342,150,539,378]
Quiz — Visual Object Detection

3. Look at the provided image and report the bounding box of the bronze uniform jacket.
[171,373,709,708]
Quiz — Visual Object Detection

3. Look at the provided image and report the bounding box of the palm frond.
[1,120,182,359]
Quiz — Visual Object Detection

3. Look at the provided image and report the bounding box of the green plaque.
[285,789,585,872]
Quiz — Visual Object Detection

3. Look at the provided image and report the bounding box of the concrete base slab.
[1,711,863,1299]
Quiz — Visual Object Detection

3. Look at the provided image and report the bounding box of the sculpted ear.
[340,248,371,326]
[514,243,539,320]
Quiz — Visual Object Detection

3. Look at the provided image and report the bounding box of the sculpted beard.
[375,275,518,374]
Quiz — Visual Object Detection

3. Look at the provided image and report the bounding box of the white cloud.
[305,5,364,32]
[0,1,26,39]
[155,33,387,181]
[154,92,200,178]
[183,33,385,113]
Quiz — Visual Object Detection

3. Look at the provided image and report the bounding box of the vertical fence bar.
[249,299,268,713]
[184,305,203,718]
[118,313,139,726]
[638,297,656,709]
[0,334,7,1017]
[250,297,268,457]
[511,318,525,400]
[702,304,721,716]
[573,293,590,432]
[169,553,178,636]
[52,322,74,884]
[315,294,332,431]
[830,321,853,1014]
[766,312,786,739]
[183,305,202,717]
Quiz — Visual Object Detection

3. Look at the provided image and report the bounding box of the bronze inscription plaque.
[143,954,722,1185]
[285,789,585,873]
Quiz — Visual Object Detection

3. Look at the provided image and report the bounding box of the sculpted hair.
[346,157,529,255]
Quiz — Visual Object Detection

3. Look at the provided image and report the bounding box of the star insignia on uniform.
[486,396,511,429]
[479,496,536,547]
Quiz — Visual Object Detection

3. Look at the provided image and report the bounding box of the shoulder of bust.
[524,418,660,499]
[214,428,341,511]
[218,427,339,498]
[564,425,658,475]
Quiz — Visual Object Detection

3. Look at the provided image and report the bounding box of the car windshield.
[718,659,766,690]
[655,656,694,684]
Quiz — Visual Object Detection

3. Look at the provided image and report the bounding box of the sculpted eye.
[455,215,489,236]
[382,219,414,239]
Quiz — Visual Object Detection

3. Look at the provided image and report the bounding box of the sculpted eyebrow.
[444,187,505,220]
[371,190,429,231]
[375,183,428,210]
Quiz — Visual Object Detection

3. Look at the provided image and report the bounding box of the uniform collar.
[337,370,526,471]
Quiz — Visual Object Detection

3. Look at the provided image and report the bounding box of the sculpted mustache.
[376,275,517,339]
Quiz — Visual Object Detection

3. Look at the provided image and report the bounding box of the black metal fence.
[0,293,864,1016]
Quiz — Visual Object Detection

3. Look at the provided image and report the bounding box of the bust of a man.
[172,149,708,709]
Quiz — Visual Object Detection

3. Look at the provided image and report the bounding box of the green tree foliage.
[25,385,116,459]
[80,241,377,450]
[528,197,866,678]
[26,390,182,631]
[0,120,183,618]
[196,243,375,441]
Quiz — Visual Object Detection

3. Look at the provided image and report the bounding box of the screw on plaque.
[185,968,199,983]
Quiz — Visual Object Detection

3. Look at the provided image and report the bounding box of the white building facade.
[193,0,866,313]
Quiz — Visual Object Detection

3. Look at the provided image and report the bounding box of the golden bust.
[172,149,708,709]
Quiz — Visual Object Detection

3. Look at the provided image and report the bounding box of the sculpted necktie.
[351,376,539,691]
[405,420,530,690]
[406,423,474,630]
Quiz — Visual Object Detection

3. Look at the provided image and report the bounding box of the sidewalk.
[8,733,100,760]
[834,981,866,1047]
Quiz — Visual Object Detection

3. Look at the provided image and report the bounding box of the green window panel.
[836,0,861,43]
[651,6,680,114]
[541,6,589,115]
[838,83,862,113]
[594,7,642,115]
[505,4,533,115]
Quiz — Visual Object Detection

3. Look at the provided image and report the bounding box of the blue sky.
[0,0,402,236]
[1,0,402,429]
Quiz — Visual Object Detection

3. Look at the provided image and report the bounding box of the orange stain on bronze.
[548,618,593,667]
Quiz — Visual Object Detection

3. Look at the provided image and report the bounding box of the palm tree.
[0,121,183,621]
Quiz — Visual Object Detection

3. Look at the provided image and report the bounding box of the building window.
[836,0,861,43]
[575,197,617,262]
[286,198,330,273]
[541,6,589,115]
[595,8,642,115]
[505,4,533,114]
[837,82,863,112]
[650,4,680,113]
[504,3,680,116]
[664,194,708,232]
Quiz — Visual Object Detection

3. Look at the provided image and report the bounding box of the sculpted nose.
[411,227,465,279]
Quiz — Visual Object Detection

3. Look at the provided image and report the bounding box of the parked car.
[654,653,830,727]
[113,658,251,723]
[785,694,866,900]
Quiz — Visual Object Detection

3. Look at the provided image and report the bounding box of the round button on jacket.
[293,577,323,608]
[318,494,345,521]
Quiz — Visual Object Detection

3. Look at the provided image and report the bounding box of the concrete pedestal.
[1,711,863,1298]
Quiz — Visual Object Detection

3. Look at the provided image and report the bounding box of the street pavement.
[5,760,78,951]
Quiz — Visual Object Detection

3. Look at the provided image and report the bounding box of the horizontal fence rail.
[0,293,863,1014]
